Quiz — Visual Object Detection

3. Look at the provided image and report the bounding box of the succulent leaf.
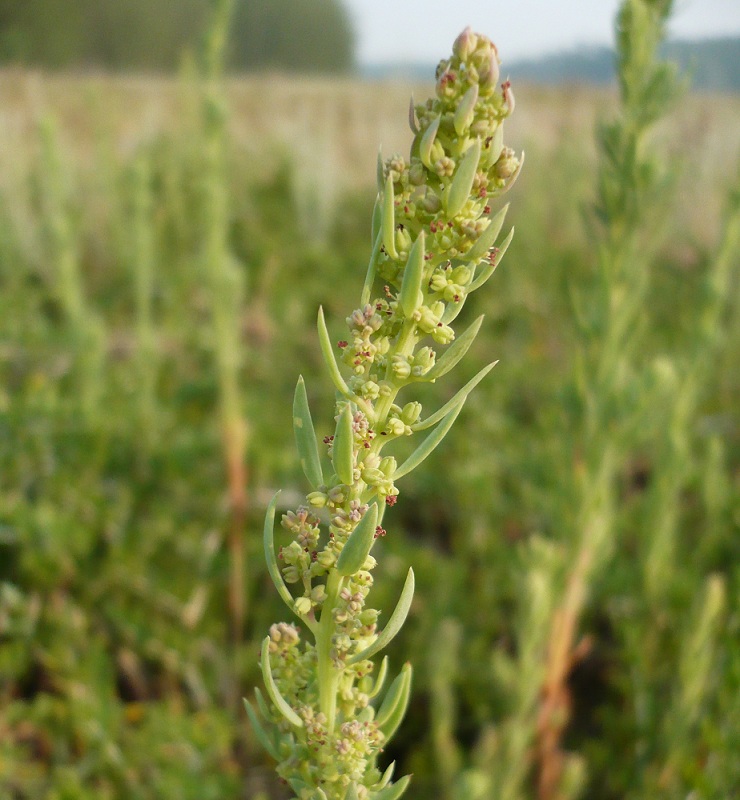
[446,138,481,218]
[260,637,303,728]
[399,231,426,318]
[464,203,509,264]
[332,403,355,485]
[293,376,324,488]
[336,502,379,576]
[262,491,297,614]
[394,402,465,480]
[382,175,399,260]
[412,361,498,432]
[243,698,280,759]
[423,315,484,382]
[317,306,351,396]
[468,227,514,293]
[348,568,415,665]
[374,774,412,800]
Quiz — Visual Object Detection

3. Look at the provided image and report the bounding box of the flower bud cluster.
[284,710,384,800]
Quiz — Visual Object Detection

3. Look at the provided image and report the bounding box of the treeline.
[507,37,740,91]
[0,0,355,73]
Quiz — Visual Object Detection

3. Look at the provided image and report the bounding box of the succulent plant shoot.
[246,27,522,800]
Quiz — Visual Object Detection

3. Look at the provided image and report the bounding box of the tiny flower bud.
[361,467,386,485]
[391,355,411,379]
[307,491,328,508]
[379,456,397,477]
[400,402,422,425]
[453,26,477,61]
[494,147,519,179]
[311,585,328,605]
[317,549,336,569]
[502,80,515,114]
[432,323,456,344]
[294,596,312,616]
[429,273,448,293]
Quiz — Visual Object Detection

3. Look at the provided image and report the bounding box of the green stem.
[317,569,344,731]
[373,318,419,429]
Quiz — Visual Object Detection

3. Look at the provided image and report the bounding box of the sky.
[343,0,740,64]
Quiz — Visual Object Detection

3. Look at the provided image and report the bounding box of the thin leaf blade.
[348,568,415,665]
[317,306,350,396]
[446,138,481,219]
[336,502,379,576]
[468,227,514,293]
[399,230,425,318]
[464,203,509,264]
[333,403,355,486]
[423,315,484,382]
[243,698,279,760]
[260,637,303,728]
[412,361,498,432]
[293,376,324,488]
[263,491,296,614]
[394,402,464,480]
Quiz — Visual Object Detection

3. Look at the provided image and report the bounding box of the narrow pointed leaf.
[394,402,464,480]
[333,404,355,486]
[408,95,418,133]
[336,502,379,576]
[499,151,525,195]
[376,147,384,193]
[423,315,484,383]
[413,361,498,432]
[371,195,382,247]
[378,760,396,788]
[484,122,504,168]
[376,664,412,729]
[468,227,514,293]
[382,175,399,260]
[369,656,390,699]
[317,306,350,396]
[375,775,412,800]
[399,231,425,318]
[464,203,509,264]
[454,83,479,135]
[261,637,303,728]
[263,491,296,614]
[243,699,279,760]
[446,138,481,219]
[441,292,469,325]
[419,114,441,169]
[293,376,323,488]
[348,568,415,665]
[362,229,382,307]
[254,687,271,720]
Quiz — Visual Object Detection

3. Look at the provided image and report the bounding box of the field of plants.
[1,6,739,799]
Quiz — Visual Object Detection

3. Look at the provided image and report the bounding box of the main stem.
[317,569,344,731]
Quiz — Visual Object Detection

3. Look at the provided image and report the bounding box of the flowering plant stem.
[248,28,521,800]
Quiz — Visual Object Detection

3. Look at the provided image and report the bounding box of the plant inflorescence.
[247,27,521,800]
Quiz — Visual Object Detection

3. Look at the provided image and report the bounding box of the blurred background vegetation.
[0,0,354,73]
[0,0,738,798]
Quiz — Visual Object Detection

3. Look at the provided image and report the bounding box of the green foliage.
[0,11,737,798]
[230,0,355,74]
[0,0,355,73]
[0,0,209,70]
